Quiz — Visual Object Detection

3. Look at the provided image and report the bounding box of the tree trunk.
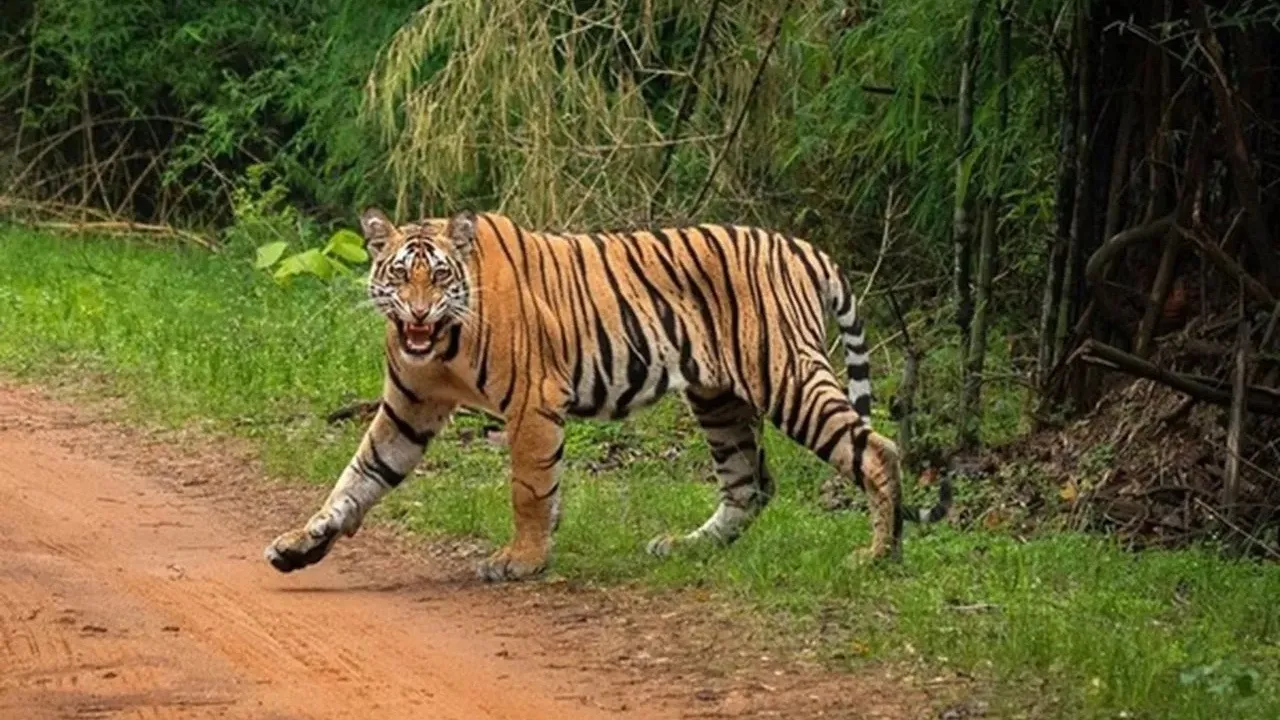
[958,1,1010,450]
[1052,0,1096,407]
[1036,47,1077,389]
[951,0,985,372]
[1187,0,1280,295]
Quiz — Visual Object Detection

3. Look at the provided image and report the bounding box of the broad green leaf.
[297,249,335,279]
[272,253,308,282]
[254,241,289,269]
[326,255,351,276]
[324,229,368,263]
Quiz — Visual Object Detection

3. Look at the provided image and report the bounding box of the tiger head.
[359,207,477,360]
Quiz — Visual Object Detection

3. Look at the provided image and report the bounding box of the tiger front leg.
[265,395,450,573]
[477,410,564,582]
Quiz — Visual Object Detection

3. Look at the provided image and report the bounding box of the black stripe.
[700,226,744,387]
[674,229,722,352]
[535,407,566,426]
[783,236,826,321]
[594,315,614,385]
[851,428,868,489]
[687,390,736,415]
[483,214,531,416]
[535,442,565,471]
[788,384,819,445]
[813,421,850,463]
[653,367,670,399]
[751,228,774,409]
[439,324,462,362]
[536,480,560,501]
[847,363,870,381]
[710,443,743,464]
[382,401,434,446]
[365,440,408,487]
[678,334,702,387]
[834,274,853,317]
[547,245,573,362]
[621,241,681,351]
[499,370,517,413]
[386,361,421,403]
[769,368,791,429]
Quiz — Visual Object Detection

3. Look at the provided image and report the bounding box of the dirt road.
[0,384,941,719]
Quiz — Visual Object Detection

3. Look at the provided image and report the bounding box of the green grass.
[2,226,1278,719]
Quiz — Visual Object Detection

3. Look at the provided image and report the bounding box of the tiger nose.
[409,308,429,324]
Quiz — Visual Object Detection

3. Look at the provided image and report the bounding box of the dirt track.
[0,383,943,720]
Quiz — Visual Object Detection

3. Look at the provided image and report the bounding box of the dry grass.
[362,0,804,229]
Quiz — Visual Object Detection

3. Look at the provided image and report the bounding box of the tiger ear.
[360,207,394,255]
[447,210,477,257]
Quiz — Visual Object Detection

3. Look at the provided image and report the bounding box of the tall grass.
[363,0,1061,298]
[2,228,1278,719]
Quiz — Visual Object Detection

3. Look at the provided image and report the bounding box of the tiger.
[264,208,951,581]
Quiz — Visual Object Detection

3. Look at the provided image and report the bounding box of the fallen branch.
[18,218,216,251]
[326,400,381,425]
[1194,498,1280,561]
[1181,225,1275,305]
[1072,340,1280,416]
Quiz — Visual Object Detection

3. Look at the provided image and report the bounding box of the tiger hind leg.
[647,390,773,557]
[775,375,903,562]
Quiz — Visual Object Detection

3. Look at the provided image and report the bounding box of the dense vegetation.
[3,1,1280,716]
[6,0,1277,457]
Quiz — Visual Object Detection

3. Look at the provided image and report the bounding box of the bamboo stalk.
[1224,311,1249,509]
[951,0,986,368]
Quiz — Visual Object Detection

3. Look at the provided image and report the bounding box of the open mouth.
[396,319,438,356]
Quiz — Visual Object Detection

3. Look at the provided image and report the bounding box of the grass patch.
[2,227,1278,719]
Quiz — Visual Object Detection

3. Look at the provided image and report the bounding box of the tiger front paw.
[264,526,338,574]
[645,533,681,558]
[476,545,548,582]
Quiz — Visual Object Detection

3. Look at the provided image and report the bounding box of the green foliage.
[1,0,419,224]
[4,0,1068,352]
[254,231,368,284]
[4,227,1280,720]
[227,164,367,283]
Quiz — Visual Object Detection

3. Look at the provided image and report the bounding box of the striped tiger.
[264,209,951,581]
